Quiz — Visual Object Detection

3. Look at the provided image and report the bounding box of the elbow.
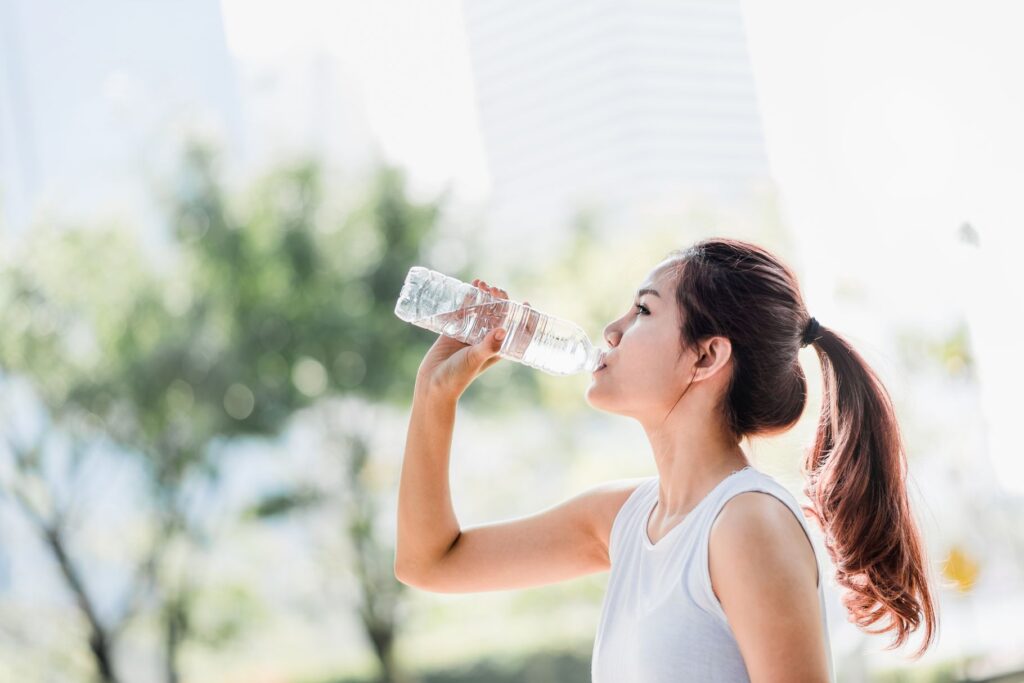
[394,536,459,589]
[395,568,418,588]
[394,559,429,589]
[394,557,414,586]
[395,569,435,591]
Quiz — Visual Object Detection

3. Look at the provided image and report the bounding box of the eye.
[634,303,650,316]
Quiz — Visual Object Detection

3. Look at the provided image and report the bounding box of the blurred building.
[461,0,770,262]
[0,0,247,237]
[233,48,378,180]
[0,0,380,240]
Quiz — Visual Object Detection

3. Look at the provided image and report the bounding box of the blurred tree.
[0,226,162,683]
[0,139,541,683]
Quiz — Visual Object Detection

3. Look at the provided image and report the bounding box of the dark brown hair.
[665,237,937,659]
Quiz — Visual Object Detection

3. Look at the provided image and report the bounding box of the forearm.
[395,382,462,580]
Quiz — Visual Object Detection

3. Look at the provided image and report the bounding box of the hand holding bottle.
[414,278,533,399]
[397,266,604,377]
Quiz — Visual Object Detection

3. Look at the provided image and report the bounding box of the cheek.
[625,339,687,391]
[589,350,670,395]
[591,328,678,388]
[585,362,675,415]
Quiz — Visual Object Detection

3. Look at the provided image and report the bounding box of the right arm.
[393,382,463,582]
[394,380,644,592]
[394,277,644,592]
[394,276,515,580]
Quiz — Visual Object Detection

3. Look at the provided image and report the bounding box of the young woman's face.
[586,259,696,419]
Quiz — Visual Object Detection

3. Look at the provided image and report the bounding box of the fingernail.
[495,328,506,341]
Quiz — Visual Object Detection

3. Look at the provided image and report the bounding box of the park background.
[2,1,1023,682]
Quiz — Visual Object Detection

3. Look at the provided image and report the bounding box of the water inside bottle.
[417,300,541,362]
[398,272,604,374]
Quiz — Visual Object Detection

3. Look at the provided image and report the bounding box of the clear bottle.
[394,266,605,376]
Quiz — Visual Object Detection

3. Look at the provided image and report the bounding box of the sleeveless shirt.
[591,466,836,682]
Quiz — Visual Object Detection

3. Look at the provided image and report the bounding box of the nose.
[603,321,620,348]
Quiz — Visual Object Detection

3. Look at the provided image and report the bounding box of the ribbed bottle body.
[395,266,603,376]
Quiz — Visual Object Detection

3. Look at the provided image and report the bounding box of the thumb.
[470,326,506,367]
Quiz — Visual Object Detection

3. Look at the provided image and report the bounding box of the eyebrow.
[636,288,661,299]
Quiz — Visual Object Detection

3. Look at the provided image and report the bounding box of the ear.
[694,335,732,380]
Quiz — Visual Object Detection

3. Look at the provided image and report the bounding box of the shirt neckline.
[642,466,753,550]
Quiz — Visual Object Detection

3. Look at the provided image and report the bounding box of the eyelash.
[634,303,650,315]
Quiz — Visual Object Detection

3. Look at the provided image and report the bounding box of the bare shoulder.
[709,490,820,597]
[582,476,651,562]
[707,491,829,681]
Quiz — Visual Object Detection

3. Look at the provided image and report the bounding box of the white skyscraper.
[0,0,248,237]
[461,0,769,259]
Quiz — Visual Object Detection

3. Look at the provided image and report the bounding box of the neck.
[640,409,750,516]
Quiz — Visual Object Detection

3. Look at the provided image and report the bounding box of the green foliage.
[1,140,477,477]
[244,485,326,520]
[0,137,516,678]
[189,581,267,648]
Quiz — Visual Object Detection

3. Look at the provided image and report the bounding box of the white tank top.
[591,466,835,682]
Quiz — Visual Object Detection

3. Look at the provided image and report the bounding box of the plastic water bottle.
[394,266,605,376]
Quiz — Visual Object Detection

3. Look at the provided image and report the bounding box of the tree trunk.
[366,622,408,683]
[344,432,412,683]
[43,526,120,683]
[164,598,186,683]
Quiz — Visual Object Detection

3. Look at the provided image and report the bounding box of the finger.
[478,280,505,298]
[472,326,506,365]
[461,327,503,378]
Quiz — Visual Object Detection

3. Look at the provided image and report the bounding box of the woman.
[395,237,938,682]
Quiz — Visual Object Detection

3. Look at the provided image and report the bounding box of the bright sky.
[219,0,490,202]
[741,0,1024,494]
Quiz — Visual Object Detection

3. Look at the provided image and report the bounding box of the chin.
[584,384,607,410]
[584,384,625,415]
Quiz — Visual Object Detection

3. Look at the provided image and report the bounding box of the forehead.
[639,259,681,289]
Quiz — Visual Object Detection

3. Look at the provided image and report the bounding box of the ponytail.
[801,325,939,659]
